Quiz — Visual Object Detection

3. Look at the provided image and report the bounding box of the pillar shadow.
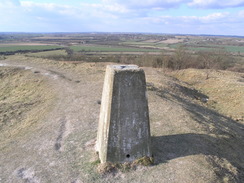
[152,133,243,165]
[152,133,244,182]
[148,82,244,137]
[148,82,244,181]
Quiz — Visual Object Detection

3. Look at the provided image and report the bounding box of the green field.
[169,43,244,53]
[223,45,244,53]
[122,41,168,48]
[70,45,161,52]
[122,41,157,45]
[26,50,67,57]
[0,45,63,52]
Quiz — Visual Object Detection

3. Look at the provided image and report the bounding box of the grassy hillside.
[0,67,55,149]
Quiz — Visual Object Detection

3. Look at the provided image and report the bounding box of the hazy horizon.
[1,0,244,36]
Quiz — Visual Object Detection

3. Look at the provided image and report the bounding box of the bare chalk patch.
[84,139,96,151]
[0,63,8,67]
[15,167,40,183]
[0,62,61,80]
[43,72,59,80]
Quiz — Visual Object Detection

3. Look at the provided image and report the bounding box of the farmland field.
[1,33,243,55]
[169,43,244,53]
[0,45,63,53]
[70,45,162,52]
[121,41,168,48]
[0,33,243,71]
[26,50,67,57]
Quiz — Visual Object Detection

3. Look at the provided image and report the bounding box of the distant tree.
[196,49,236,79]
[64,47,74,57]
[212,49,235,70]
[197,51,215,69]
[153,57,163,68]
[154,50,172,69]
[172,45,190,70]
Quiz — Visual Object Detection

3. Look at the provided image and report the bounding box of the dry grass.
[0,43,54,46]
[159,39,184,44]
[171,69,244,123]
[97,156,154,175]
[0,67,55,150]
[26,50,67,57]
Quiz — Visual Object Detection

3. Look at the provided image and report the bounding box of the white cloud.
[0,1,126,32]
[103,0,244,9]
[20,1,123,19]
[103,0,188,9]
[189,0,244,8]
[238,10,244,17]
[140,11,242,35]
[81,2,129,14]
[146,12,229,25]
[0,0,20,6]
[0,0,23,25]
[0,0,243,35]
[199,12,229,22]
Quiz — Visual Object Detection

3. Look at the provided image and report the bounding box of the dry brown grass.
[159,39,184,44]
[171,69,244,123]
[0,66,55,150]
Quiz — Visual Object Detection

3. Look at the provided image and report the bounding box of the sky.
[0,0,244,36]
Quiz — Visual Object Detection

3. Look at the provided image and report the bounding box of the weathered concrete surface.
[96,65,152,163]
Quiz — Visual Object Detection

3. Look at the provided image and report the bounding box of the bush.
[152,47,239,72]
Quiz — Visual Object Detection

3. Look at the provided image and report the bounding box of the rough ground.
[0,55,243,183]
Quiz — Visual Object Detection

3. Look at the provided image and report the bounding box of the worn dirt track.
[0,56,244,183]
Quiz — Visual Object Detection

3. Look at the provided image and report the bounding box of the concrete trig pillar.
[96,65,152,163]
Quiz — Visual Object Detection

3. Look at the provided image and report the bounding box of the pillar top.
[108,65,140,71]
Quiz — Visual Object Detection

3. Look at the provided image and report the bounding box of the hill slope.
[0,56,243,183]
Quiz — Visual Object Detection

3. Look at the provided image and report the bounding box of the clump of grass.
[132,156,154,166]
[96,156,154,174]
[0,55,6,60]
[91,159,101,166]
[97,162,118,174]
